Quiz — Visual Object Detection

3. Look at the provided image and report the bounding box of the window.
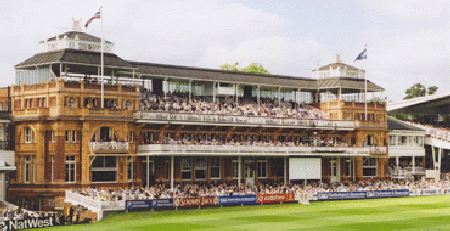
[257,160,267,178]
[65,155,76,183]
[125,100,132,110]
[144,132,154,144]
[65,130,70,143]
[195,157,207,180]
[25,155,31,183]
[346,159,353,177]
[378,115,382,121]
[127,156,133,182]
[389,135,396,146]
[363,158,377,177]
[92,132,98,142]
[32,156,36,183]
[345,114,350,120]
[129,132,134,143]
[51,156,54,183]
[24,127,32,143]
[68,98,76,107]
[51,131,55,143]
[211,157,221,179]
[72,131,77,143]
[232,160,239,179]
[92,156,117,182]
[181,157,192,180]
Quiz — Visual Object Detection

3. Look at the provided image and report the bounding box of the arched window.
[68,97,76,107]
[125,100,132,110]
[24,127,32,143]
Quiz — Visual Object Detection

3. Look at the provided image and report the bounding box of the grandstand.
[0,29,390,223]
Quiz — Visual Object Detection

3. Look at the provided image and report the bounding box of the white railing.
[390,167,425,178]
[65,190,101,212]
[138,144,371,156]
[89,142,129,151]
[134,111,356,128]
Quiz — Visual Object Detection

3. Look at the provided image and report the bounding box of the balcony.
[14,108,49,117]
[390,166,425,179]
[89,142,129,154]
[134,111,356,129]
[138,144,371,156]
[83,108,134,117]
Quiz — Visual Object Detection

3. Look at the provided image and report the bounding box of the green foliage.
[428,86,438,95]
[404,83,438,100]
[392,113,408,121]
[220,62,271,75]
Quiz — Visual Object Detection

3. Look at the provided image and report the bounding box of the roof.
[131,62,318,89]
[387,92,450,114]
[15,49,133,69]
[41,31,112,44]
[317,62,360,71]
[318,78,384,92]
[387,116,424,131]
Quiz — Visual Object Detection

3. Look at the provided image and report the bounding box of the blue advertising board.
[153,199,173,208]
[218,195,257,205]
[316,192,367,201]
[126,200,153,210]
[366,189,409,198]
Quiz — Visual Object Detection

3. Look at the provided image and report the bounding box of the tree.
[220,62,271,75]
[428,86,438,96]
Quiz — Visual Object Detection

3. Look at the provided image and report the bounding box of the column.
[412,156,415,174]
[257,85,261,106]
[235,84,239,104]
[284,156,287,185]
[212,81,216,103]
[432,147,436,170]
[146,156,149,188]
[278,87,281,105]
[189,80,192,103]
[238,156,241,186]
[171,155,174,190]
[438,148,442,172]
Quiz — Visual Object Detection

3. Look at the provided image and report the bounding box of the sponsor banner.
[218,195,257,205]
[257,193,295,204]
[422,189,437,195]
[153,199,173,208]
[0,217,55,230]
[316,192,367,201]
[126,200,153,210]
[174,196,218,207]
[366,189,409,198]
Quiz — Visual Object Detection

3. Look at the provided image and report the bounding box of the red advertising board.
[257,193,295,204]
[174,196,218,207]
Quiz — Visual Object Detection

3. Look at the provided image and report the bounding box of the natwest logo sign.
[1,217,54,230]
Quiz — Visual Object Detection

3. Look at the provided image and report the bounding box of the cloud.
[196,36,325,77]
[365,0,450,20]
[367,27,450,102]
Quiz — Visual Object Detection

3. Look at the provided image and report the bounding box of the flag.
[354,47,367,62]
[85,8,101,28]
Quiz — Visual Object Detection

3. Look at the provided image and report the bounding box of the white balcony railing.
[138,144,371,156]
[89,142,129,151]
[134,111,356,128]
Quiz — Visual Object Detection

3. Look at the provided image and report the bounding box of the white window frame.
[181,157,192,181]
[51,155,54,183]
[195,157,207,181]
[129,131,134,143]
[72,130,77,143]
[32,156,36,183]
[68,97,76,107]
[51,130,55,143]
[65,155,76,183]
[125,100,132,110]
[25,155,31,183]
[92,156,117,183]
[210,157,221,179]
[127,156,133,182]
[257,160,267,179]
[25,127,32,143]
[65,130,70,143]
[363,158,377,177]
[346,159,352,177]
[232,160,239,179]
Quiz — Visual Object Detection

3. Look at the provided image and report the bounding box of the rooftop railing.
[138,144,372,156]
[134,111,356,128]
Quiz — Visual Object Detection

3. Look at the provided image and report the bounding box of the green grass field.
[45,195,450,230]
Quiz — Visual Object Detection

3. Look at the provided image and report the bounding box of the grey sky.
[1,0,449,102]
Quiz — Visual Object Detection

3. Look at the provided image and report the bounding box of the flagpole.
[100,6,104,109]
[364,44,368,121]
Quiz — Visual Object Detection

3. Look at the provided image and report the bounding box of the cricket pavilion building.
[5,30,388,211]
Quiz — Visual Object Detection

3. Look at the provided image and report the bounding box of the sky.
[1,0,449,102]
